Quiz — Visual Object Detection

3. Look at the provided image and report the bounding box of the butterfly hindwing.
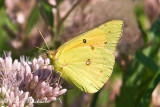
[57,46,114,93]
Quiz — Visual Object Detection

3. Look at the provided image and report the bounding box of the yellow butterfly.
[47,20,123,93]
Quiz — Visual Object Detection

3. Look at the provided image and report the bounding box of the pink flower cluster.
[0,52,67,106]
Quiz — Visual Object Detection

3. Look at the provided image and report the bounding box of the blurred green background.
[0,0,160,107]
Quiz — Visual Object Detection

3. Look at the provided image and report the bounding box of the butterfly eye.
[83,39,86,43]
[48,54,53,59]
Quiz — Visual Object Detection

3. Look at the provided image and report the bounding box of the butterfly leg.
[57,71,62,87]
[39,64,52,69]
[43,64,53,82]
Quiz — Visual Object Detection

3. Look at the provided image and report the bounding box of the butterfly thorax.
[47,50,63,75]
[47,50,57,66]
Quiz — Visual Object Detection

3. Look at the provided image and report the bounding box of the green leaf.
[65,88,81,105]
[116,57,156,107]
[116,5,160,107]
[97,88,110,106]
[0,0,4,8]
[138,68,160,107]
[137,18,160,106]
[25,5,39,35]
[149,15,160,61]
[150,15,160,37]
[135,51,158,72]
[40,1,54,28]
[134,5,148,44]
[0,8,16,53]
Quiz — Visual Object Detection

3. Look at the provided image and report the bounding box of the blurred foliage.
[25,5,40,35]
[0,0,160,107]
[0,8,16,53]
[39,1,54,28]
[115,6,160,107]
[134,5,149,44]
[0,0,4,8]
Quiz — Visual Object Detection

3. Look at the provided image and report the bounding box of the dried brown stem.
[59,0,81,28]
[53,0,82,42]
[42,0,56,8]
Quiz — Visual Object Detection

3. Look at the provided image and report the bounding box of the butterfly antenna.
[34,46,48,51]
[57,72,62,87]
[36,28,50,51]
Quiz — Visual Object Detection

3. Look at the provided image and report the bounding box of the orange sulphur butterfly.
[47,20,123,93]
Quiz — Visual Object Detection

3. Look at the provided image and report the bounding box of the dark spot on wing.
[108,31,111,33]
[100,70,103,73]
[86,59,91,65]
[91,46,94,50]
[60,67,63,70]
[83,39,86,43]
[104,42,107,44]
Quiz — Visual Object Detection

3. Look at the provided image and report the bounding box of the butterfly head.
[46,51,56,60]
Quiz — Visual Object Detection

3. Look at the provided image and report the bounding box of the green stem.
[90,91,100,107]
[138,68,160,107]
[52,2,59,43]
[63,93,68,107]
